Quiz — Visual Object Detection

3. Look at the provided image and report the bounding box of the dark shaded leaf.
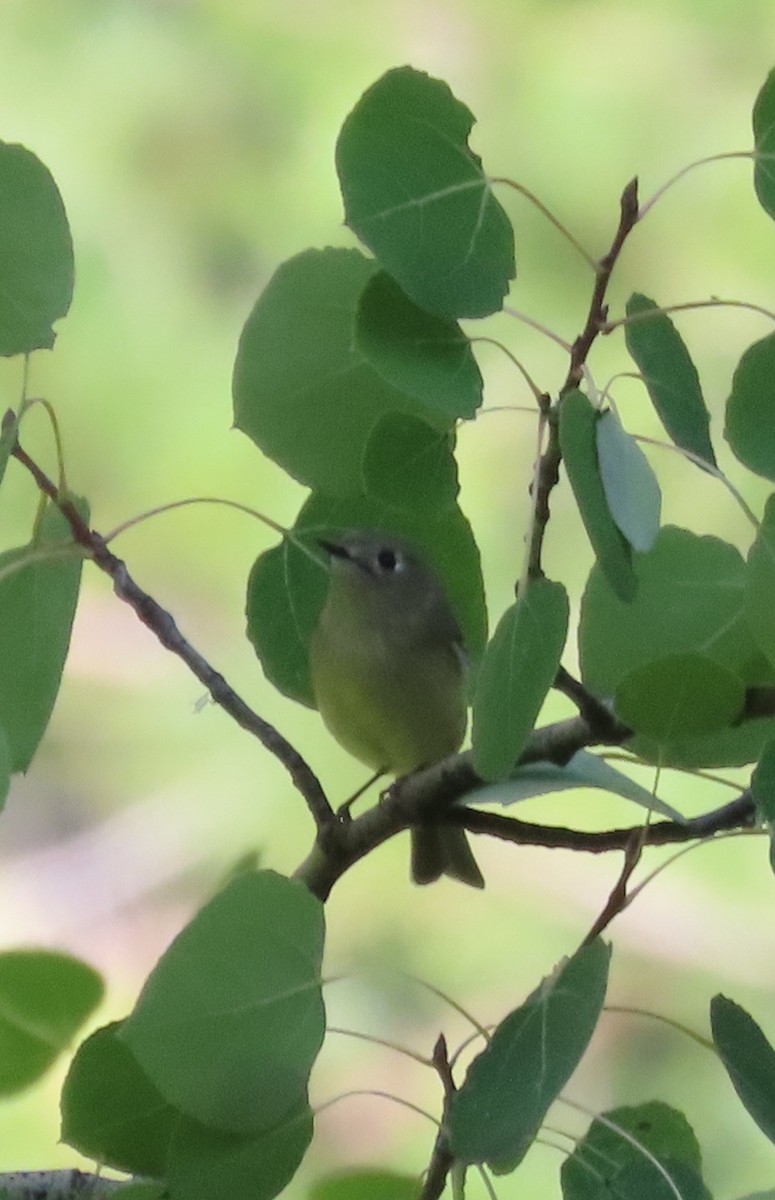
[712,995,775,1146]
[61,1020,177,1178]
[362,412,459,513]
[355,271,482,418]
[561,1101,705,1200]
[448,940,610,1168]
[624,294,715,468]
[614,652,745,741]
[472,578,569,781]
[167,1101,313,1200]
[725,333,775,481]
[0,143,74,356]
[753,69,775,222]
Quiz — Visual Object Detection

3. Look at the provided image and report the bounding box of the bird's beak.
[318,537,349,562]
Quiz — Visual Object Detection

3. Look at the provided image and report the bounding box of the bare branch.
[10,438,334,831]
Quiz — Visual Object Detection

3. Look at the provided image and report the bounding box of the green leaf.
[447,939,610,1168]
[472,578,568,781]
[0,950,103,1094]
[310,1170,420,1200]
[246,536,324,708]
[580,525,771,768]
[120,871,325,1134]
[0,724,9,812]
[614,652,745,741]
[725,333,775,481]
[729,333,775,482]
[61,1020,177,1178]
[468,749,684,822]
[711,995,775,1145]
[362,412,459,513]
[232,248,447,494]
[752,738,775,825]
[0,499,86,771]
[246,492,487,708]
[624,294,715,468]
[746,495,775,670]
[336,66,515,320]
[355,271,483,418]
[561,1101,705,1200]
[167,1101,313,1200]
[0,143,74,356]
[596,410,661,552]
[753,69,775,221]
[559,390,636,601]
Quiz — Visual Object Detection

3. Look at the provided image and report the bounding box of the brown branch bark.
[10,437,334,831]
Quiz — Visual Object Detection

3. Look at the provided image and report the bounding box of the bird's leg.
[336,769,385,821]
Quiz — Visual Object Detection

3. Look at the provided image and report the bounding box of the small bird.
[309,530,484,887]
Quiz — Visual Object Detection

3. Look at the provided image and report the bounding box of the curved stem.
[491,176,598,270]
[638,150,752,221]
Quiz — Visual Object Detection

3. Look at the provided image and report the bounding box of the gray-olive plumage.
[309,531,483,887]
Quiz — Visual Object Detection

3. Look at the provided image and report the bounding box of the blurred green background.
[2,0,775,1194]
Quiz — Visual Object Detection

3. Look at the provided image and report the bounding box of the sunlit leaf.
[559,390,636,601]
[711,995,775,1146]
[0,142,74,356]
[310,1170,420,1200]
[336,66,515,319]
[0,411,16,491]
[355,271,483,418]
[232,248,448,494]
[624,294,715,468]
[596,409,661,552]
[0,950,103,1095]
[472,578,569,781]
[121,872,325,1134]
[447,940,610,1168]
[468,748,684,822]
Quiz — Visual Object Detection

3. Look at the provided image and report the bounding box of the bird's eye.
[377,547,398,571]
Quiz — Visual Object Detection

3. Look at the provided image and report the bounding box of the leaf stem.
[491,176,598,270]
[637,150,752,221]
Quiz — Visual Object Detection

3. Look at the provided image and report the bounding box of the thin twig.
[10,437,334,830]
